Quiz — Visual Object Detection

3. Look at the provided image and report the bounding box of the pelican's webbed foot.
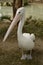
[27,54,32,60]
[21,54,27,60]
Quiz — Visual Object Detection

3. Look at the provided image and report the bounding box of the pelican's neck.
[17,16,25,37]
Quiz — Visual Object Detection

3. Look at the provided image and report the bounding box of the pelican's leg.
[29,50,32,59]
[21,49,27,60]
[27,50,32,60]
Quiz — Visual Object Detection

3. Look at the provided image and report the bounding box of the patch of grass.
[23,18,43,38]
[0,22,10,38]
[0,22,17,39]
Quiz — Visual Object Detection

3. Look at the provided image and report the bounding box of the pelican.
[3,7,35,60]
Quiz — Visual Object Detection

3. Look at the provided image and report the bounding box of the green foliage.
[24,0,28,6]
[0,22,17,39]
[0,15,11,21]
[23,17,43,38]
[0,22,10,38]
[0,2,12,6]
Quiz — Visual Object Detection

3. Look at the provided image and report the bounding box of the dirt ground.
[0,37,43,65]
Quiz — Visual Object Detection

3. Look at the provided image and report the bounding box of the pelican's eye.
[19,12,21,14]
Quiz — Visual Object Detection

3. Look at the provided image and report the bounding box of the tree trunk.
[13,0,16,18]
[13,0,22,18]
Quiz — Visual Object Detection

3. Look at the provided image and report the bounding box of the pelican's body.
[18,33,34,50]
[3,7,35,60]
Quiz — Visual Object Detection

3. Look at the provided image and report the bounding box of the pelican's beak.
[3,13,21,42]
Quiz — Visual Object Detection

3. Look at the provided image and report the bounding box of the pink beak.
[3,13,21,42]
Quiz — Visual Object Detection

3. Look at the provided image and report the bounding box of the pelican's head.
[16,7,24,15]
[15,7,25,20]
[31,34,35,41]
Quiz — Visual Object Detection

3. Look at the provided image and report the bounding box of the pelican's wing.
[23,33,31,38]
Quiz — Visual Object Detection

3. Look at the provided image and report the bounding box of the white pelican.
[3,7,35,60]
